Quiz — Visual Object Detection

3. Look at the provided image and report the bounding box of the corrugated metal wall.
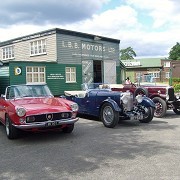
[0,66,10,94]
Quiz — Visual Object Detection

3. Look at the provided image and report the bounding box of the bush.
[172,78,180,84]
[174,84,180,93]
[171,78,180,92]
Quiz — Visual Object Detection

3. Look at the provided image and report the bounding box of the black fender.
[134,87,148,96]
[139,97,155,108]
[101,98,122,112]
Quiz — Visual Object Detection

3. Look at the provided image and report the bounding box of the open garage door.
[82,60,93,84]
[104,60,116,84]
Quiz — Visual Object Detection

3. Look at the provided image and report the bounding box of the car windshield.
[81,83,111,90]
[6,84,53,99]
[137,74,156,86]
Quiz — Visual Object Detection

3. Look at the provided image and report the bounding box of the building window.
[66,67,76,83]
[2,46,14,60]
[30,39,46,56]
[26,66,46,83]
[165,72,170,79]
[148,72,160,78]
[164,62,170,67]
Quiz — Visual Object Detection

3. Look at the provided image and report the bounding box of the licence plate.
[130,114,143,120]
[46,121,61,127]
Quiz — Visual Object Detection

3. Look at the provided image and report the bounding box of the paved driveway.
[0,110,180,180]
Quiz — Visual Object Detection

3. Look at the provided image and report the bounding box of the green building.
[0,28,122,95]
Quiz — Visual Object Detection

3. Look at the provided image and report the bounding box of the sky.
[0,0,179,58]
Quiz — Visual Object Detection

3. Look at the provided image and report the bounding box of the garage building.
[0,28,121,95]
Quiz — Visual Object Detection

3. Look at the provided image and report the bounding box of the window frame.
[148,71,160,78]
[66,67,76,83]
[30,39,47,56]
[2,46,15,60]
[164,61,170,68]
[26,66,46,83]
[165,72,170,79]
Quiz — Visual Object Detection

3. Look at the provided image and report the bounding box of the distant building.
[121,58,163,83]
[171,60,180,78]
[121,58,180,84]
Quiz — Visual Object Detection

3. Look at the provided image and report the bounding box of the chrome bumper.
[13,117,79,129]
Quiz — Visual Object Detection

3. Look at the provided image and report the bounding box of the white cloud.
[126,0,180,28]
[0,0,179,58]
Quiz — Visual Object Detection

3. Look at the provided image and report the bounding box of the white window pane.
[26,66,45,83]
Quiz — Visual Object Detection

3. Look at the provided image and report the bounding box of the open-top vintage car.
[111,75,180,118]
[0,83,79,139]
[64,83,155,128]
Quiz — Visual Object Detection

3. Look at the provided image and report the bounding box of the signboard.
[122,61,140,67]
[14,67,22,75]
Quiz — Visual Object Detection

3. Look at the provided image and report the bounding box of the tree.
[120,47,137,60]
[168,42,180,60]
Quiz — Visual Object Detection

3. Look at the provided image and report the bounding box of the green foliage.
[174,84,180,93]
[172,77,180,83]
[172,78,180,92]
[168,42,180,60]
[120,47,136,60]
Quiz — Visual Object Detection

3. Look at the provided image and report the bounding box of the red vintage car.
[111,78,180,118]
[0,84,79,139]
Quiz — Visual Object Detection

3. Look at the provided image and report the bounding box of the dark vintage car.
[0,84,79,139]
[111,76,180,118]
[64,83,155,128]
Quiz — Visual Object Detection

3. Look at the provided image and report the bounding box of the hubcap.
[155,102,163,115]
[144,107,150,118]
[103,106,114,124]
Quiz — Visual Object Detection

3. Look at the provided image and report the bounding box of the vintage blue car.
[64,83,155,128]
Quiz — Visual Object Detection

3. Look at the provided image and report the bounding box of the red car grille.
[26,112,72,123]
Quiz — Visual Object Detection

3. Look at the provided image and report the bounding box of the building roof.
[0,28,120,47]
[121,58,162,69]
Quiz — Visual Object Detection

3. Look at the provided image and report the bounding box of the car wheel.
[134,87,148,96]
[62,124,74,133]
[152,97,167,118]
[5,115,19,139]
[139,107,154,123]
[100,103,119,128]
[173,108,180,115]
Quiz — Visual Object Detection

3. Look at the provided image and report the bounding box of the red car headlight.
[16,107,26,117]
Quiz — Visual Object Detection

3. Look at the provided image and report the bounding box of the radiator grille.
[168,88,174,101]
[26,112,71,123]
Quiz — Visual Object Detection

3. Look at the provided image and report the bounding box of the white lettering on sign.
[47,73,64,80]
[62,41,115,53]
[72,53,110,59]
[122,61,140,67]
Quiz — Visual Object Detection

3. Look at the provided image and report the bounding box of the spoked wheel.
[5,115,19,139]
[139,107,154,123]
[152,97,167,118]
[62,124,74,133]
[100,103,119,128]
